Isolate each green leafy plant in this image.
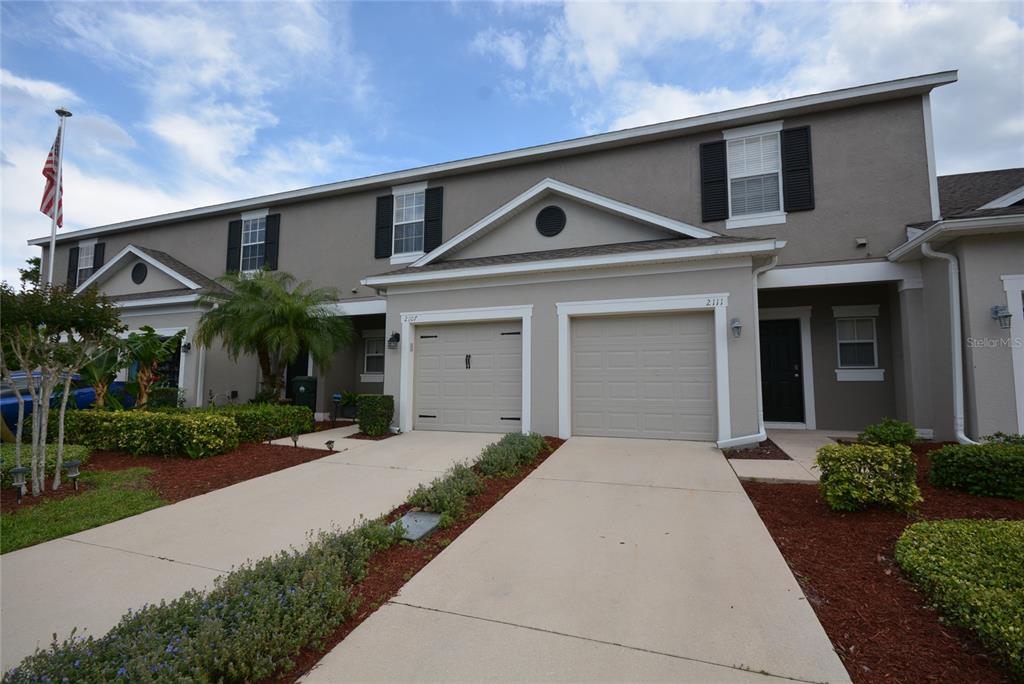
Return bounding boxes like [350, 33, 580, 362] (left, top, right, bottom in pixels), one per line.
[146, 385, 183, 410]
[196, 270, 354, 399]
[407, 463, 483, 527]
[815, 442, 921, 512]
[895, 520, 1024, 677]
[477, 432, 546, 477]
[857, 417, 917, 447]
[198, 404, 313, 442]
[985, 432, 1024, 446]
[79, 345, 126, 410]
[356, 394, 394, 437]
[1, 444, 90, 487]
[929, 441, 1024, 500]
[123, 326, 184, 409]
[49, 410, 239, 458]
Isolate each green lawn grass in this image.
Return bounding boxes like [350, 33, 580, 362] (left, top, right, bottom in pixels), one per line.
[1, 468, 166, 554]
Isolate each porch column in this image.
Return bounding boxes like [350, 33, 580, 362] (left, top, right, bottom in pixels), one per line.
[896, 283, 934, 436]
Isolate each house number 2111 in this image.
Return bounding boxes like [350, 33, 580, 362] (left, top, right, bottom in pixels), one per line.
[704, 297, 726, 307]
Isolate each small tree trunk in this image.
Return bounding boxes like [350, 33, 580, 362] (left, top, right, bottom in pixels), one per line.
[30, 375, 53, 496]
[52, 373, 73, 490]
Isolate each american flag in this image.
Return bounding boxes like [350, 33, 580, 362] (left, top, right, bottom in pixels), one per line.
[40, 127, 63, 228]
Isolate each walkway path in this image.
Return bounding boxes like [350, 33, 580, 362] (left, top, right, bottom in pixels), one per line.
[730, 429, 858, 483]
[0, 430, 495, 671]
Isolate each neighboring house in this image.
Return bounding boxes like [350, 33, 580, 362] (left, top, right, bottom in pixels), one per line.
[32, 70, 1024, 445]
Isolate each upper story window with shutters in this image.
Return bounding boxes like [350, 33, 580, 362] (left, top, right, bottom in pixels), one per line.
[76, 242, 96, 286]
[240, 216, 267, 273]
[393, 184, 426, 257]
[225, 209, 280, 275]
[376, 182, 443, 265]
[700, 121, 814, 230]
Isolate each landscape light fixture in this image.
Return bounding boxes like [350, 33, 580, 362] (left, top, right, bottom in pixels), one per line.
[9, 466, 29, 502]
[332, 393, 342, 425]
[991, 305, 1012, 330]
[291, 432, 299, 448]
[730, 318, 743, 338]
[325, 440, 335, 452]
[265, 429, 274, 445]
[63, 460, 82, 490]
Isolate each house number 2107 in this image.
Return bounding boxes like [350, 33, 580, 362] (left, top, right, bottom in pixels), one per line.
[704, 297, 725, 307]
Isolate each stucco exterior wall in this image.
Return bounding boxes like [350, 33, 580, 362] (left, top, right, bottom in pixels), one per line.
[99, 259, 183, 297]
[381, 261, 759, 440]
[920, 258, 956, 440]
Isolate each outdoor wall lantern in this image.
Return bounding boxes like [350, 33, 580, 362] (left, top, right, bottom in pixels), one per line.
[62, 460, 82, 490]
[180, 342, 192, 354]
[10, 466, 28, 502]
[730, 318, 743, 338]
[991, 305, 1013, 330]
[387, 332, 401, 349]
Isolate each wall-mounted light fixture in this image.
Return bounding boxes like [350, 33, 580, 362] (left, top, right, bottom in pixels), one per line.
[387, 332, 401, 349]
[730, 318, 742, 338]
[180, 342, 192, 353]
[991, 305, 1013, 330]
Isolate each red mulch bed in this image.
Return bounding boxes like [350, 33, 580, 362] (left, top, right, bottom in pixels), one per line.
[346, 431, 395, 441]
[723, 438, 791, 460]
[744, 442, 1024, 683]
[2, 443, 334, 512]
[262, 436, 567, 684]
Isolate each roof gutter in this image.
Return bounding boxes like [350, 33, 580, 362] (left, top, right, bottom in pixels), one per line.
[888, 214, 1024, 261]
[920, 242, 977, 444]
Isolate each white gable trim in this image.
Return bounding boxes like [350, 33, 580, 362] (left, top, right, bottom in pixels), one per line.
[413, 178, 718, 267]
[979, 184, 1024, 210]
[74, 245, 203, 294]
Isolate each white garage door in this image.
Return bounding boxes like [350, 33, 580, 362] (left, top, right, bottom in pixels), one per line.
[414, 320, 523, 433]
[572, 312, 716, 440]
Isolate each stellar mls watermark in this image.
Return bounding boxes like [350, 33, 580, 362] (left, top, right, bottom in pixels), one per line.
[967, 336, 1023, 349]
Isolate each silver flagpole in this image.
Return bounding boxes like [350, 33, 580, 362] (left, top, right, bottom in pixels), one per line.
[47, 107, 72, 285]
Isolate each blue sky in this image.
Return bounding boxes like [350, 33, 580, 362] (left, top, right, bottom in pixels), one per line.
[2, 1, 1022, 282]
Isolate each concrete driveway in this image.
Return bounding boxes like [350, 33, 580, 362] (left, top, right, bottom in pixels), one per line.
[306, 436, 850, 683]
[0, 429, 496, 671]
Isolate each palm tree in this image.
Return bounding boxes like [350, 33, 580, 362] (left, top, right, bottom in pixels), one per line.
[196, 271, 354, 399]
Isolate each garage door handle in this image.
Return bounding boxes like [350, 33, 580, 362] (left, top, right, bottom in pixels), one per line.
[465, 354, 471, 369]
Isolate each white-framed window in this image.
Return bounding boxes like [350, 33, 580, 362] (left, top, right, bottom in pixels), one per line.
[728, 132, 782, 217]
[393, 189, 425, 256]
[76, 242, 96, 286]
[836, 317, 878, 368]
[361, 333, 385, 383]
[240, 215, 267, 272]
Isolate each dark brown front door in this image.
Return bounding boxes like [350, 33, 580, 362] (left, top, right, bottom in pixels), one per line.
[760, 319, 805, 423]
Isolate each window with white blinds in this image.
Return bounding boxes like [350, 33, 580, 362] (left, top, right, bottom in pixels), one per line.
[727, 133, 782, 217]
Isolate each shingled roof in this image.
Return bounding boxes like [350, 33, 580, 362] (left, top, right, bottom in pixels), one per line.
[938, 167, 1024, 218]
[132, 246, 232, 297]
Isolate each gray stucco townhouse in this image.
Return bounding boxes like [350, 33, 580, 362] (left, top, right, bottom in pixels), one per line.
[33, 70, 1024, 446]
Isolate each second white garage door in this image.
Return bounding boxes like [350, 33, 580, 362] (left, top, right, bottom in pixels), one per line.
[414, 320, 523, 433]
[572, 312, 716, 440]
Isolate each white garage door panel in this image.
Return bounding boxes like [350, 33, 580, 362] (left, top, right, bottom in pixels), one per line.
[414, 321, 522, 433]
[571, 313, 716, 440]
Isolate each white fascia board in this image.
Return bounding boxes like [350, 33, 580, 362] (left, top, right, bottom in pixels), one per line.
[888, 214, 1024, 261]
[414, 177, 717, 267]
[324, 299, 387, 316]
[365, 239, 782, 287]
[74, 245, 203, 294]
[29, 71, 958, 247]
[759, 260, 921, 289]
[979, 184, 1024, 209]
[116, 294, 201, 308]
[722, 120, 782, 140]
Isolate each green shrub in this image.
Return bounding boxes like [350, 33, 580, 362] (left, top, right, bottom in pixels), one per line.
[816, 442, 921, 512]
[58, 410, 239, 458]
[858, 417, 917, 447]
[477, 432, 546, 477]
[146, 386, 183, 410]
[985, 432, 1024, 446]
[929, 442, 1024, 500]
[4, 518, 404, 683]
[1, 444, 91, 486]
[200, 404, 313, 442]
[895, 520, 1024, 677]
[407, 463, 483, 527]
[356, 394, 394, 437]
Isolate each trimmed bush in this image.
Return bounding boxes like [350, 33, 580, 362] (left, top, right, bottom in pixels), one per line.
[895, 520, 1024, 677]
[407, 463, 483, 527]
[858, 417, 917, 447]
[356, 394, 394, 437]
[816, 442, 921, 512]
[477, 432, 546, 477]
[4, 518, 404, 683]
[61, 410, 239, 458]
[929, 442, 1024, 500]
[200, 404, 313, 442]
[1, 444, 91, 486]
[985, 432, 1024, 446]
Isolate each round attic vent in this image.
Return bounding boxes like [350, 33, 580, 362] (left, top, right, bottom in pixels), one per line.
[131, 262, 148, 285]
[535, 205, 566, 237]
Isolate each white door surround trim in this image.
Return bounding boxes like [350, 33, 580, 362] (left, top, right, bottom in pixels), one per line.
[1002, 274, 1024, 432]
[398, 305, 533, 434]
[759, 306, 816, 430]
[556, 293, 731, 441]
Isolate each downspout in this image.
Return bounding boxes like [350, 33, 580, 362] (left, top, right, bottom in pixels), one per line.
[920, 242, 978, 444]
[752, 256, 779, 438]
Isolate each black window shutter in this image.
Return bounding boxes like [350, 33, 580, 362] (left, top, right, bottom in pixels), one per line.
[700, 141, 728, 222]
[375, 195, 394, 259]
[424, 187, 443, 252]
[66, 247, 79, 288]
[226, 219, 242, 273]
[264, 213, 281, 270]
[781, 126, 814, 212]
[92, 242, 105, 270]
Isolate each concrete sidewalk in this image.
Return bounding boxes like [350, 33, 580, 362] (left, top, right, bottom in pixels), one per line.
[305, 437, 850, 683]
[0, 430, 496, 670]
[730, 430, 859, 483]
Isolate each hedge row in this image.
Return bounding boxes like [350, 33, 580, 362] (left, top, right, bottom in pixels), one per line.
[191, 404, 314, 443]
[1, 444, 91, 487]
[61, 411, 239, 459]
[895, 520, 1024, 677]
[816, 442, 921, 512]
[4, 430, 550, 683]
[929, 441, 1024, 501]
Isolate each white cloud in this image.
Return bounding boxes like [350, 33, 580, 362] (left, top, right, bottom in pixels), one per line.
[471, 28, 529, 70]
[0, 69, 80, 104]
